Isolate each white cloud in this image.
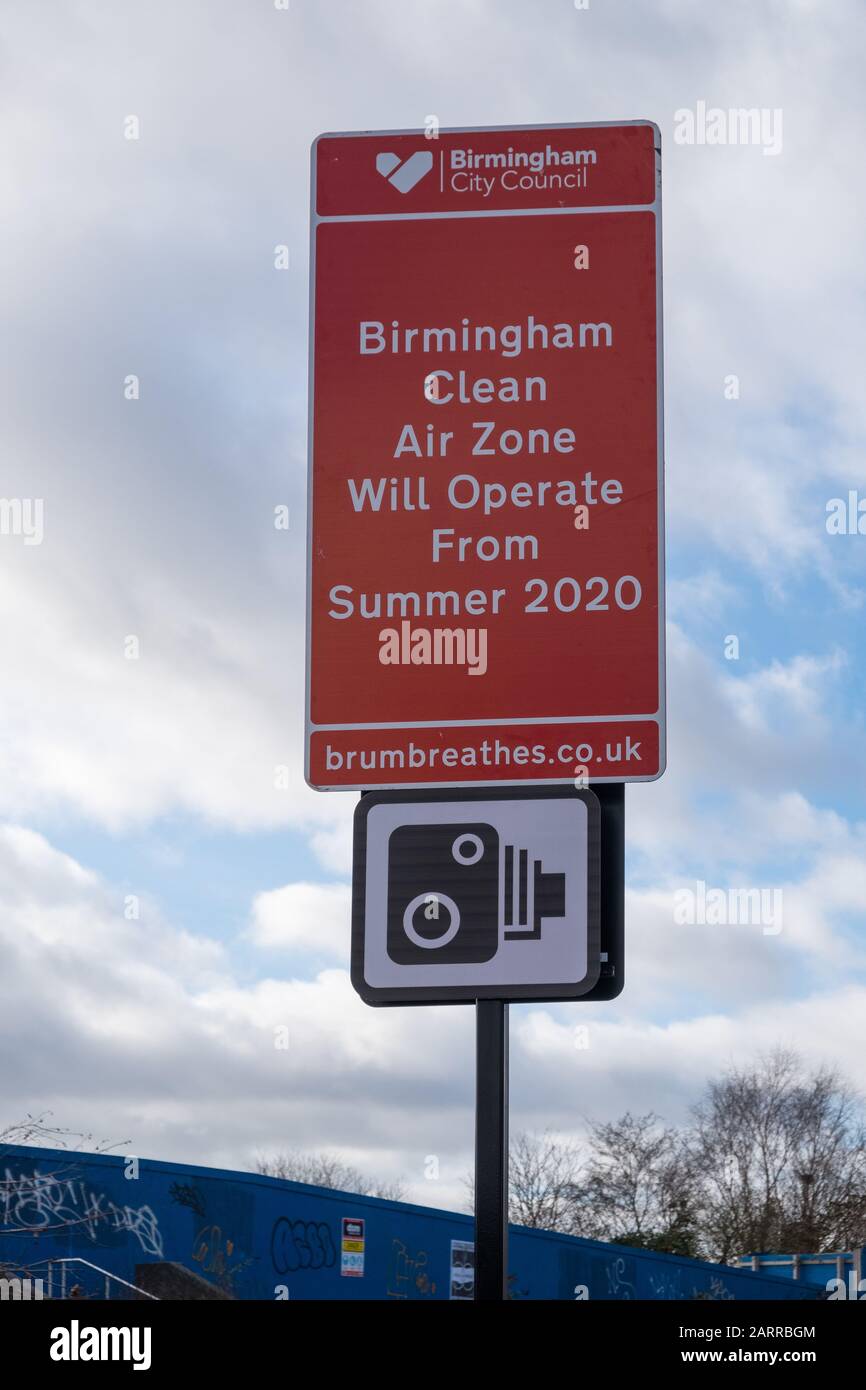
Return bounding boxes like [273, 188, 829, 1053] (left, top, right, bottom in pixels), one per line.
[509, 982, 866, 1139]
[247, 881, 351, 960]
[625, 624, 864, 884]
[666, 570, 739, 626]
[2, 824, 865, 1212]
[726, 650, 847, 729]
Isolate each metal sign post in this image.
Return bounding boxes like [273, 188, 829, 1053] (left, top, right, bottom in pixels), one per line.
[475, 1000, 509, 1301]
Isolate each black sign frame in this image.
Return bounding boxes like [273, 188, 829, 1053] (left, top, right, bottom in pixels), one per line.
[351, 785, 617, 1006]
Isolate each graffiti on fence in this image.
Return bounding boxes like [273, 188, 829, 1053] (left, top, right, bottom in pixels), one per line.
[270, 1217, 336, 1275]
[605, 1254, 637, 1299]
[192, 1223, 255, 1293]
[0, 1167, 163, 1257]
[387, 1238, 436, 1299]
[169, 1183, 207, 1219]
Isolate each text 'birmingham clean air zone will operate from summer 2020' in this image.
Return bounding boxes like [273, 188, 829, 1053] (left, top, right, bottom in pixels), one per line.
[307, 122, 664, 790]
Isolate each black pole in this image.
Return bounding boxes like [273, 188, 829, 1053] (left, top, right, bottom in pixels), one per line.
[474, 999, 509, 1300]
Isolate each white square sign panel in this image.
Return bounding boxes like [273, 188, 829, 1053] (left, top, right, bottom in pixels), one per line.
[351, 787, 601, 1004]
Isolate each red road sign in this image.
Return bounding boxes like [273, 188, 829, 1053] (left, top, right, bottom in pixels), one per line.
[307, 122, 664, 790]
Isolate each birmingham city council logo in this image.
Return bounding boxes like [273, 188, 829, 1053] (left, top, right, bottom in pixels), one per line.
[375, 150, 434, 193]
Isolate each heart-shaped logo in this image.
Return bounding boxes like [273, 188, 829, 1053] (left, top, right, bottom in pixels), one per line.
[375, 150, 433, 194]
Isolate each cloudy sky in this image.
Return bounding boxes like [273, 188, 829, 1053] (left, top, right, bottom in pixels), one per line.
[1, 0, 865, 1211]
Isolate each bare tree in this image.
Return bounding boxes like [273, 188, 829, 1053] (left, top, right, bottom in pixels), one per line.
[463, 1130, 583, 1234]
[255, 1149, 405, 1202]
[0, 1112, 127, 1158]
[569, 1112, 697, 1254]
[688, 1049, 866, 1262]
[507, 1130, 582, 1231]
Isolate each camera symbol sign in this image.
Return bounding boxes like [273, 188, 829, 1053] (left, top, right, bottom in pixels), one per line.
[351, 788, 601, 1003]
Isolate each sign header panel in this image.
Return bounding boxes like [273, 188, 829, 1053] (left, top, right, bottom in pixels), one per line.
[308, 122, 664, 789]
[316, 123, 656, 217]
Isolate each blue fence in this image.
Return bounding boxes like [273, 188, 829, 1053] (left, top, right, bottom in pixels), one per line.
[0, 1144, 819, 1301]
[735, 1250, 864, 1294]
